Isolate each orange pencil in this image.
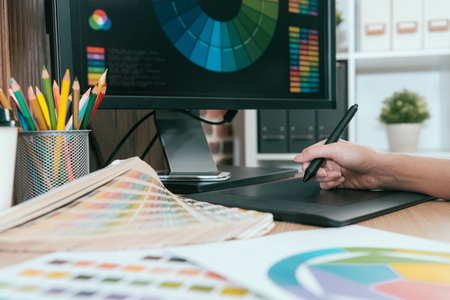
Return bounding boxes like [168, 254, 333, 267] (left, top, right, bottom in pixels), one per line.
[53, 80, 60, 113]
[0, 89, 12, 110]
[56, 70, 70, 130]
[28, 86, 48, 130]
[89, 84, 106, 123]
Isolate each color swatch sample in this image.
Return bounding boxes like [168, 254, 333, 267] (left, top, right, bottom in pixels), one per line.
[268, 247, 450, 300]
[289, 26, 319, 93]
[288, 0, 319, 16]
[0, 249, 266, 300]
[87, 46, 106, 86]
[151, 0, 279, 72]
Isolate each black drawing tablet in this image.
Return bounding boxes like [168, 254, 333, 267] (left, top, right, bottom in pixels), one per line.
[184, 177, 435, 227]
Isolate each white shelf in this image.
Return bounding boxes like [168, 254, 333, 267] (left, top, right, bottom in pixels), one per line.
[354, 49, 450, 72]
[255, 151, 450, 162]
[337, 49, 450, 72]
[256, 153, 298, 161]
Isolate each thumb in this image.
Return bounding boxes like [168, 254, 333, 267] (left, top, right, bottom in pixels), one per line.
[294, 143, 342, 163]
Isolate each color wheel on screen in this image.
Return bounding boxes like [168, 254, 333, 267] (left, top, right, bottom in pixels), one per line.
[152, 0, 279, 72]
[268, 247, 450, 300]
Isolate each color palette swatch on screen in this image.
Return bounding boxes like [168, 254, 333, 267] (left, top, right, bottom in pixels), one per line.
[0, 249, 266, 300]
[288, 0, 319, 16]
[87, 46, 106, 86]
[289, 26, 319, 93]
[151, 0, 279, 72]
[268, 247, 450, 300]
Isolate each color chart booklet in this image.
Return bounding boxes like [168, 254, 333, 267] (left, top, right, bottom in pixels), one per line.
[0, 249, 267, 300]
[0, 157, 273, 252]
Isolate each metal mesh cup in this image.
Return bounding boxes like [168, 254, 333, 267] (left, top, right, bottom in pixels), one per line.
[15, 130, 90, 203]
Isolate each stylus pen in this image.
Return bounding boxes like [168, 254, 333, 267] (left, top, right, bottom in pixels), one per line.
[303, 104, 358, 183]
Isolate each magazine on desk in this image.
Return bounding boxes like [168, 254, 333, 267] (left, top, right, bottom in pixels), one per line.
[0, 157, 274, 252]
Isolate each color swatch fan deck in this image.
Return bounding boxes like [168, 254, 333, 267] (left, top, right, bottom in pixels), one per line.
[0, 158, 273, 252]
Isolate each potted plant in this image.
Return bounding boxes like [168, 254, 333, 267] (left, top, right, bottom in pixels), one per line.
[379, 89, 430, 152]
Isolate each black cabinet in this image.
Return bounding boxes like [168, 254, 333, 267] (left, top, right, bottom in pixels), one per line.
[258, 61, 348, 154]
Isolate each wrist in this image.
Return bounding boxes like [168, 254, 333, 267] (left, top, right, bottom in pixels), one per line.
[375, 152, 411, 191]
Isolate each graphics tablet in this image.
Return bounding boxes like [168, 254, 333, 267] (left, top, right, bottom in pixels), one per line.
[184, 177, 435, 227]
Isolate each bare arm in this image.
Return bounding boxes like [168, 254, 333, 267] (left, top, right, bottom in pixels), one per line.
[294, 140, 450, 200]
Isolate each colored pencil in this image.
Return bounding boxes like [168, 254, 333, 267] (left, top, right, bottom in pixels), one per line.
[42, 66, 57, 129]
[17, 109, 28, 131]
[10, 79, 37, 131]
[28, 87, 48, 131]
[89, 84, 106, 124]
[56, 70, 70, 130]
[53, 80, 61, 114]
[0, 89, 12, 110]
[80, 85, 98, 130]
[65, 88, 90, 130]
[72, 77, 80, 130]
[66, 95, 72, 122]
[95, 69, 107, 102]
[11, 77, 33, 119]
[35, 87, 51, 129]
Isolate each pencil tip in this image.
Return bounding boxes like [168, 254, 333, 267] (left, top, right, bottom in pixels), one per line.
[42, 65, 46, 70]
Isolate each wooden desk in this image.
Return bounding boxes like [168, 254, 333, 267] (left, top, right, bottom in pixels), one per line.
[1, 199, 449, 269]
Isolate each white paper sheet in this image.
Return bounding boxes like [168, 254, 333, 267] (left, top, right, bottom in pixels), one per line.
[169, 225, 450, 300]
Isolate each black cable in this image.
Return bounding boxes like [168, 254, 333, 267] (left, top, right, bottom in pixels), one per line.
[175, 109, 238, 125]
[103, 111, 155, 168]
[140, 133, 158, 159]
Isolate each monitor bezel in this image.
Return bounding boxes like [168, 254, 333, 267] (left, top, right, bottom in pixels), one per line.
[48, 0, 336, 110]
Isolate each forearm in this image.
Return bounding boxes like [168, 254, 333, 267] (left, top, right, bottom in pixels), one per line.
[377, 152, 450, 199]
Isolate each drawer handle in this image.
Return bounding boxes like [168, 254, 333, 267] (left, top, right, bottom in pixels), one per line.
[263, 135, 285, 140]
[428, 19, 449, 32]
[291, 134, 314, 140]
[366, 23, 386, 35]
[397, 21, 417, 34]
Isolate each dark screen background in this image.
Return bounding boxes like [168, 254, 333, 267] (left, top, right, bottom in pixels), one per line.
[70, 0, 329, 102]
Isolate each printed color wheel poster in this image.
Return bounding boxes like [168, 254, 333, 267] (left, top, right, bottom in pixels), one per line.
[170, 226, 450, 300]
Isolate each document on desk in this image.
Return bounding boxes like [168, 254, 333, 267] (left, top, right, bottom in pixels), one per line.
[0, 249, 267, 300]
[0, 157, 273, 251]
[169, 225, 450, 300]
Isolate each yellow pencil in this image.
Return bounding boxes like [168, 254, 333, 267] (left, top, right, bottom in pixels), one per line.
[56, 69, 71, 130]
[0, 89, 12, 110]
[28, 87, 48, 131]
[35, 87, 51, 129]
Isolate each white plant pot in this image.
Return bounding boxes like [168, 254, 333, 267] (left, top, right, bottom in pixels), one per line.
[386, 123, 422, 152]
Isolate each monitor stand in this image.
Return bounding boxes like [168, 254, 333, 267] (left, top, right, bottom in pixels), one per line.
[154, 110, 297, 194]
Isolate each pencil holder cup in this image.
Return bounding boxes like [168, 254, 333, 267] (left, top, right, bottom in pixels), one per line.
[15, 130, 90, 203]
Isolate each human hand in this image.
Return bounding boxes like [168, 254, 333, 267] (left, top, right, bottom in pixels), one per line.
[294, 140, 386, 190]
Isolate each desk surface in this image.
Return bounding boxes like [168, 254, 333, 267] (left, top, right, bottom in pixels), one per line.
[1, 199, 449, 269]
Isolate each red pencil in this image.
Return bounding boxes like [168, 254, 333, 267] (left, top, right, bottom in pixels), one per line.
[88, 84, 106, 124]
[53, 80, 61, 113]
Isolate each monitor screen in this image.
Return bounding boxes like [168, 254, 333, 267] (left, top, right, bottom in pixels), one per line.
[50, 0, 336, 110]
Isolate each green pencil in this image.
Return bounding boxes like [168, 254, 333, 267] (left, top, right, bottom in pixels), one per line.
[10, 79, 38, 131]
[80, 84, 98, 130]
[42, 65, 57, 130]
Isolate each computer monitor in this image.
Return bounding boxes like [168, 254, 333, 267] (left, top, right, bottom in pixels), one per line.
[47, 0, 336, 184]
